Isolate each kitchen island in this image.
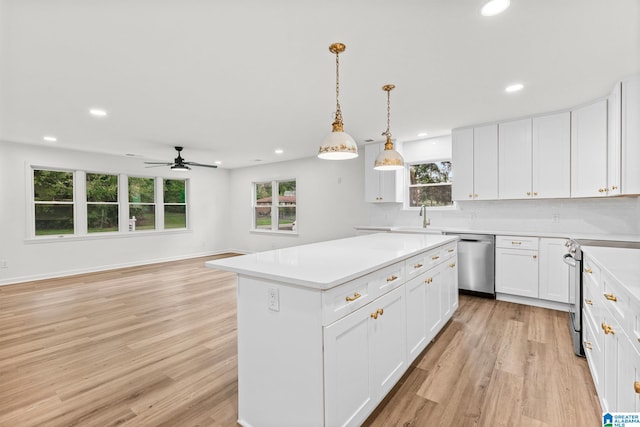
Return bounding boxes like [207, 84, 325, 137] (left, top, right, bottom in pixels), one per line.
[206, 233, 459, 427]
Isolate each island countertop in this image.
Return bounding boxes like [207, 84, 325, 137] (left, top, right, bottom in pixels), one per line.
[206, 233, 458, 290]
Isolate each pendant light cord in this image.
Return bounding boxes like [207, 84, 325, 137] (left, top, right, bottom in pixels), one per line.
[335, 51, 343, 124]
[383, 87, 391, 138]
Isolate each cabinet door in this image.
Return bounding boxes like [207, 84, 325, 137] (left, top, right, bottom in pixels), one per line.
[405, 274, 428, 363]
[602, 314, 620, 412]
[617, 333, 640, 412]
[425, 267, 443, 341]
[583, 308, 604, 398]
[538, 238, 570, 303]
[608, 82, 622, 196]
[495, 248, 539, 298]
[442, 257, 458, 319]
[532, 112, 571, 198]
[571, 99, 608, 197]
[324, 305, 374, 427]
[364, 143, 402, 203]
[499, 118, 532, 199]
[371, 286, 407, 400]
[452, 128, 474, 201]
[622, 75, 640, 195]
[473, 124, 499, 200]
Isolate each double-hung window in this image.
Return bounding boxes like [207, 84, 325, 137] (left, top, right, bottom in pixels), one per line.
[33, 169, 75, 236]
[86, 173, 119, 233]
[253, 179, 296, 232]
[128, 177, 156, 231]
[163, 179, 187, 229]
[407, 161, 453, 207]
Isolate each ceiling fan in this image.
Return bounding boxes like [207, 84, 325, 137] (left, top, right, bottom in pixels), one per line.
[144, 146, 218, 171]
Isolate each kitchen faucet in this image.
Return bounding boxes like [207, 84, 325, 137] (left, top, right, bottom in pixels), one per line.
[419, 205, 430, 228]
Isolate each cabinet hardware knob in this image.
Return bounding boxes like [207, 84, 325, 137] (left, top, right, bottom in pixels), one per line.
[604, 293, 617, 302]
[598, 188, 605, 193]
[511, 241, 522, 245]
[635, 381, 640, 394]
[611, 185, 618, 190]
[474, 194, 478, 198]
[424, 277, 433, 284]
[532, 255, 537, 259]
[448, 248, 455, 253]
[414, 263, 423, 268]
[345, 292, 361, 302]
[468, 194, 473, 198]
[584, 299, 593, 305]
[378, 308, 384, 316]
[601, 322, 615, 335]
[370, 308, 384, 319]
[533, 192, 538, 196]
[527, 191, 531, 196]
[386, 275, 398, 282]
[585, 268, 593, 274]
[584, 341, 592, 350]
[449, 263, 456, 268]
[432, 255, 440, 260]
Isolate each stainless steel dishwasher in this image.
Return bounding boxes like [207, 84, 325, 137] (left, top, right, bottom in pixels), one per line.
[444, 233, 495, 297]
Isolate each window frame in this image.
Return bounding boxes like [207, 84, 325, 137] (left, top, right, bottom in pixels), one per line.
[128, 175, 158, 232]
[163, 178, 188, 230]
[86, 171, 120, 234]
[252, 178, 297, 235]
[404, 159, 455, 210]
[31, 167, 77, 237]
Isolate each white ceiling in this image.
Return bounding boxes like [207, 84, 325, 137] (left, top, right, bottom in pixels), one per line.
[1, 0, 639, 169]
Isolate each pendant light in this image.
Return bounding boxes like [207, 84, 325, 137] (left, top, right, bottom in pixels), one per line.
[374, 84, 404, 171]
[318, 43, 358, 160]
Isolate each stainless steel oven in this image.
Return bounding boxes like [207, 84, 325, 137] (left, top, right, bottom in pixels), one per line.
[564, 239, 640, 357]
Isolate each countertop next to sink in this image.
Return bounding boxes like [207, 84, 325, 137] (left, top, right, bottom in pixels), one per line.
[580, 246, 640, 305]
[206, 233, 458, 290]
[355, 225, 640, 242]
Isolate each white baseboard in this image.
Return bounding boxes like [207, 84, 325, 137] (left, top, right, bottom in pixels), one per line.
[496, 293, 570, 312]
[0, 249, 242, 287]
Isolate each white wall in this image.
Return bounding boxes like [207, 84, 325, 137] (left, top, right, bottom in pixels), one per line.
[0, 141, 230, 285]
[226, 155, 369, 252]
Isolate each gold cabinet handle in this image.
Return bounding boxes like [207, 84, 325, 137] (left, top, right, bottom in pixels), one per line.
[635, 381, 640, 394]
[601, 322, 615, 335]
[386, 275, 398, 282]
[468, 194, 473, 198]
[345, 292, 361, 302]
[370, 308, 384, 319]
[585, 268, 593, 274]
[447, 248, 454, 253]
[598, 188, 606, 193]
[474, 194, 478, 198]
[424, 277, 433, 284]
[584, 299, 593, 305]
[584, 341, 592, 350]
[413, 263, 423, 269]
[511, 241, 522, 245]
[533, 192, 538, 196]
[611, 185, 618, 190]
[431, 255, 440, 260]
[526, 191, 531, 196]
[532, 255, 537, 259]
[604, 293, 617, 302]
[449, 263, 456, 268]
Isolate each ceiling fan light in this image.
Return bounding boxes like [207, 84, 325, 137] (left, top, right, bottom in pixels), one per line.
[481, 0, 510, 16]
[171, 164, 191, 171]
[318, 130, 358, 160]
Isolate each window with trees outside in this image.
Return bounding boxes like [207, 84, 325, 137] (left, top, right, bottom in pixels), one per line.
[408, 161, 453, 207]
[128, 177, 156, 231]
[33, 169, 75, 235]
[164, 179, 187, 229]
[254, 179, 296, 232]
[86, 173, 119, 233]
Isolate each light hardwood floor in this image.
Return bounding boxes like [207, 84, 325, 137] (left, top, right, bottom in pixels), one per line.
[0, 256, 601, 426]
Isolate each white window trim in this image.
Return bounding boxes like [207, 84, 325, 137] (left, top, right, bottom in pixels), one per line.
[163, 178, 189, 230]
[403, 159, 456, 211]
[252, 178, 297, 235]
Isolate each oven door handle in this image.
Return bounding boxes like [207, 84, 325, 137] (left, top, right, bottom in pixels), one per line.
[562, 253, 577, 267]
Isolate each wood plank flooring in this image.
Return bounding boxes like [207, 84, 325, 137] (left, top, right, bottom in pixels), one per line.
[0, 256, 601, 426]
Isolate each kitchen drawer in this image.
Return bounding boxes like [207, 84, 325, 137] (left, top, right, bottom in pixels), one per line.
[442, 242, 457, 260]
[322, 277, 371, 326]
[601, 270, 631, 333]
[583, 308, 604, 396]
[496, 235, 539, 250]
[583, 256, 601, 289]
[367, 262, 406, 300]
[405, 250, 434, 279]
[631, 298, 640, 356]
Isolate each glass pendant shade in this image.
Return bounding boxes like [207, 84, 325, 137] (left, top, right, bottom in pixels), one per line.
[374, 136, 404, 170]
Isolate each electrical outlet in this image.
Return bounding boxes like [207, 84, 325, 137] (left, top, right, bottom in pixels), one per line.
[0, 260, 7, 269]
[268, 287, 279, 312]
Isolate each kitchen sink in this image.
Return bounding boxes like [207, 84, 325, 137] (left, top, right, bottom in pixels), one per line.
[388, 226, 443, 235]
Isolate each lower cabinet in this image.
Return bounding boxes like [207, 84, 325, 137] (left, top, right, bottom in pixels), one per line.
[495, 247, 539, 298]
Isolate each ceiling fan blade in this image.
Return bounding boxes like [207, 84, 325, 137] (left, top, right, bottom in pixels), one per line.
[144, 161, 173, 165]
[184, 162, 218, 168]
[144, 164, 170, 168]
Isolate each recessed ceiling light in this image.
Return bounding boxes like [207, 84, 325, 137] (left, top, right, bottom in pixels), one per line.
[43, 136, 57, 142]
[275, 149, 284, 154]
[125, 153, 136, 157]
[481, 0, 510, 16]
[417, 132, 428, 137]
[89, 108, 108, 117]
[214, 161, 222, 165]
[505, 83, 524, 93]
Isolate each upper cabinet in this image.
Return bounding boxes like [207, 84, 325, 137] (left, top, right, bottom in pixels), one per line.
[533, 112, 571, 198]
[498, 118, 532, 199]
[622, 75, 640, 195]
[364, 142, 403, 203]
[452, 125, 498, 201]
[571, 98, 608, 198]
[608, 82, 622, 196]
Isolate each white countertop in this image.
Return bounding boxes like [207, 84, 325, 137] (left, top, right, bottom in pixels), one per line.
[581, 245, 640, 304]
[206, 233, 458, 290]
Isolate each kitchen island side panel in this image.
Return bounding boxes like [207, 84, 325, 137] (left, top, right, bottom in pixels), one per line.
[237, 275, 324, 427]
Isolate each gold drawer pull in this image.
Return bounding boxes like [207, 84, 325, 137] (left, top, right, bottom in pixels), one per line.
[532, 255, 537, 259]
[635, 381, 640, 394]
[345, 292, 361, 302]
[431, 255, 440, 260]
[447, 248, 454, 253]
[468, 194, 473, 198]
[526, 191, 531, 196]
[604, 293, 617, 302]
[386, 275, 398, 282]
[511, 241, 522, 245]
[370, 308, 384, 319]
[413, 263, 423, 268]
[585, 268, 593, 274]
[424, 277, 433, 284]
[584, 299, 593, 305]
[584, 341, 592, 350]
[611, 185, 618, 190]
[601, 322, 615, 335]
[449, 263, 456, 268]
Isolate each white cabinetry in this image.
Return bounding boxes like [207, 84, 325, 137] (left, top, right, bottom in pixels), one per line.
[622, 74, 640, 195]
[608, 82, 622, 196]
[571, 98, 608, 197]
[499, 118, 532, 199]
[364, 142, 403, 203]
[495, 236, 539, 298]
[532, 112, 571, 198]
[452, 125, 498, 201]
[538, 238, 570, 303]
